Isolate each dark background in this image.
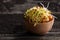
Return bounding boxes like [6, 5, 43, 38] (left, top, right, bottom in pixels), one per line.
[0, 0, 60, 12]
[0, 0, 60, 40]
[0, 0, 60, 37]
[0, 0, 60, 33]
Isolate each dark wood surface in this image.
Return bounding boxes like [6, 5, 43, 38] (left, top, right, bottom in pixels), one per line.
[0, 2, 60, 40]
[0, 13, 60, 40]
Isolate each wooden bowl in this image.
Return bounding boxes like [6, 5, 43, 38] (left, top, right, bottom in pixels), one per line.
[25, 18, 54, 35]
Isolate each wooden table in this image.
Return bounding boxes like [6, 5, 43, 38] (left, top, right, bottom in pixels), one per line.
[0, 2, 60, 40]
[0, 12, 59, 40]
